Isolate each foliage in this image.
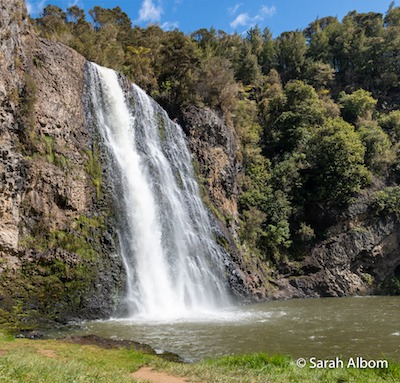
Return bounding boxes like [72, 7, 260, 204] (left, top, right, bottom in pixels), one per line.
[262, 80, 327, 158]
[276, 31, 307, 81]
[379, 110, 400, 143]
[357, 122, 393, 172]
[372, 186, 400, 218]
[196, 55, 239, 115]
[379, 275, 400, 294]
[306, 118, 371, 205]
[339, 89, 377, 125]
[302, 60, 335, 90]
[32, 4, 400, 112]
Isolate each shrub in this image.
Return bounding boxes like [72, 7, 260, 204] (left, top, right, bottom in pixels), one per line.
[372, 186, 400, 218]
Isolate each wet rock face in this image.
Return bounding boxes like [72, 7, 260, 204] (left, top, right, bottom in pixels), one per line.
[0, 0, 124, 325]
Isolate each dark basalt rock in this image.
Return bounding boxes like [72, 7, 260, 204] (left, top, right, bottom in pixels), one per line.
[272, 194, 400, 299]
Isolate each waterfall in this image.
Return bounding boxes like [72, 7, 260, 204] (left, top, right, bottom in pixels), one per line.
[85, 63, 231, 319]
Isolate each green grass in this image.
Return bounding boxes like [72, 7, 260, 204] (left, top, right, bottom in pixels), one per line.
[0, 332, 399, 383]
[0, 335, 154, 383]
[163, 353, 400, 383]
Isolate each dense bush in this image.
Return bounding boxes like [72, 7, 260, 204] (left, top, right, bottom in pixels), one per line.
[373, 186, 400, 218]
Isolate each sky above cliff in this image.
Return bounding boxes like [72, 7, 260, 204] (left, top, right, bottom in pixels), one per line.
[27, 0, 394, 36]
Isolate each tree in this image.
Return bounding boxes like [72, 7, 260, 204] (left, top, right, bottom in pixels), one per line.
[303, 60, 335, 90]
[304, 16, 338, 39]
[357, 122, 393, 173]
[41, 4, 67, 20]
[198, 57, 238, 115]
[191, 27, 218, 51]
[123, 46, 157, 92]
[66, 6, 95, 56]
[276, 31, 307, 81]
[379, 110, 400, 143]
[384, 1, 400, 26]
[247, 25, 264, 59]
[339, 89, 377, 124]
[262, 80, 327, 158]
[352, 12, 383, 37]
[67, 5, 85, 24]
[89, 6, 131, 30]
[305, 17, 338, 63]
[156, 31, 201, 112]
[235, 41, 261, 85]
[260, 27, 276, 74]
[35, 5, 69, 40]
[306, 118, 371, 205]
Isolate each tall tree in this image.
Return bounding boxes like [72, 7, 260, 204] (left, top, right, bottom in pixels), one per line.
[276, 31, 307, 81]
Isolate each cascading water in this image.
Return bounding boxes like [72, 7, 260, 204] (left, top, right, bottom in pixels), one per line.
[85, 63, 231, 319]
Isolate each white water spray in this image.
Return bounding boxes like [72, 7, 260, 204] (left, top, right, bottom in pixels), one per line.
[86, 63, 230, 319]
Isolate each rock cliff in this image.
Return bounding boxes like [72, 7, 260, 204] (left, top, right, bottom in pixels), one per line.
[274, 192, 400, 299]
[0, 0, 124, 327]
[181, 106, 239, 226]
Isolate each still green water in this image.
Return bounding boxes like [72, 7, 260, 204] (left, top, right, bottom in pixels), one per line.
[57, 296, 400, 362]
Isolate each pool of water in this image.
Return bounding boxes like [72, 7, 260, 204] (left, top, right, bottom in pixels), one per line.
[50, 296, 400, 362]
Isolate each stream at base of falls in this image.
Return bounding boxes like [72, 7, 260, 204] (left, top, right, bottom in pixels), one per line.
[47, 296, 400, 362]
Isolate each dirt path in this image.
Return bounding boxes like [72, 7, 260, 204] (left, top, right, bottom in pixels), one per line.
[131, 366, 191, 383]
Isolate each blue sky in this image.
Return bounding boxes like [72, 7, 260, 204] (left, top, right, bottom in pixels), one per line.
[27, 0, 395, 36]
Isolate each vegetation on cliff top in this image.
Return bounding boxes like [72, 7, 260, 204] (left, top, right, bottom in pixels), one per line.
[31, 3, 400, 273]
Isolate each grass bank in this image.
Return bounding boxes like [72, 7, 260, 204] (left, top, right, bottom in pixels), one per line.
[0, 331, 399, 383]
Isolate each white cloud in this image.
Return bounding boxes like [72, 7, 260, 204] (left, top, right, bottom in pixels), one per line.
[230, 13, 251, 29]
[228, 3, 242, 16]
[138, 0, 163, 22]
[161, 21, 179, 30]
[26, 0, 46, 16]
[260, 5, 276, 18]
[230, 4, 276, 29]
